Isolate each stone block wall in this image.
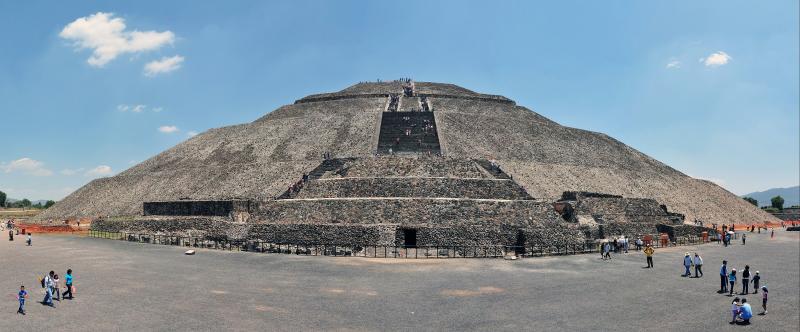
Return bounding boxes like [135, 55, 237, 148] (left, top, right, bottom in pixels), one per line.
[294, 178, 531, 200]
[256, 198, 561, 226]
[91, 216, 228, 237]
[247, 223, 397, 246]
[143, 200, 253, 217]
[656, 224, 710, 240]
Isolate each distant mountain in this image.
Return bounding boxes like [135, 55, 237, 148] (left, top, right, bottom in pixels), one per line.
[741, 186, 800, 208]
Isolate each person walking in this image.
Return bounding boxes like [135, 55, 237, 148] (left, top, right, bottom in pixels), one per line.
[53, 274, 61, 301]
[751, 271, 761, 294]
[741, 233, 746, 245]
[729, 269, 737, 296]
[26, 233, 31, 246]
[603, 242, 612, 260]
[644, 244, 654, 268]
[17, 285, 27, 315]
[682, 253, 692, 277]
[635, 237, 642, 251]
[720, 260, 729, 292]
[741, 265, 751, 295]
[760, 286, 768, 314]
[63, 269, 74, 300]
[770, 227, 774, 239]
[693, 253, 704, 277]
[42, 271, 55, 307]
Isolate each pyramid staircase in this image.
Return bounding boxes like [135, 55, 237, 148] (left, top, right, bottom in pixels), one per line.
[377, 111, 441, 154]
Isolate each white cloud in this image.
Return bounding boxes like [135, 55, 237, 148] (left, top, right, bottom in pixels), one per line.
[144, 55, 184, 76]
[59, 12, 175, 67]
[665, 60, 681, 69]
[84, 165, 113, 178]
[118, 104, 146, 112]
[117, 104, 163, 113]
[701, 51, 731, 67]
[187, 131, 198, 138]
[1, 158, 53, 176]
[158, 125, 179, 133]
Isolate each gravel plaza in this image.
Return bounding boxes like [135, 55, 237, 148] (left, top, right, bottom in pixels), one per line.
[1, 229, 797, 331]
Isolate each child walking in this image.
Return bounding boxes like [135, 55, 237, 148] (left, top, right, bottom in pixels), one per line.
[761, 286, 768, 314]
[728, 269, 737, 296]
[17, 285, 28, 315]
[53, 274, 61, 301]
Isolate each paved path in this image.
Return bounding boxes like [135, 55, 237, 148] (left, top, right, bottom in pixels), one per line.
[1, 230, 798, 331]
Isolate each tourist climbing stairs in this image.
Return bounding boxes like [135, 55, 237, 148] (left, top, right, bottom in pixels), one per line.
[277, 158, 354, 199]
[377, 112, 441, 154]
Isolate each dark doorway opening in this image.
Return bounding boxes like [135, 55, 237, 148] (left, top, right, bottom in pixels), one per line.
[515, 230, 526, 255]
[403, 229, 417, 248]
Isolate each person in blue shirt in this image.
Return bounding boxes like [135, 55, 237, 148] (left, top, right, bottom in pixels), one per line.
[17, 285, 27, 315]
[729, 269, 737, 296]
[62, 269, 74, 300]
[737, 298, 753, 324]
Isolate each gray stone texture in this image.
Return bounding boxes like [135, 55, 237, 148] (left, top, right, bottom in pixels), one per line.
[294, 177, 531, 200]
[255, 198, 560, 226]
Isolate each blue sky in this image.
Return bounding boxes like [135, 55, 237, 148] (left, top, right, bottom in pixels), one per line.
[1, 0, 798, 200]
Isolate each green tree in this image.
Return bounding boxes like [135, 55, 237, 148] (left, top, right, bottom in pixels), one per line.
[743, 197, 758, 206]
[0, 190, 5, 207]
[771, 196, 785, 210]
[20, 198, 31, 207]
[44, 200, 56, 209]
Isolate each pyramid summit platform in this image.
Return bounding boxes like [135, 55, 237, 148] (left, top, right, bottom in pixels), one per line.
[36, 80, 778, 247]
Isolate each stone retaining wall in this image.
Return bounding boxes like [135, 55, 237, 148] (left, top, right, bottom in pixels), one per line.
[143, 200, 253, 217]
[294, 177, 530, 200]
[256, 198, 560, 225]
[656, 224, 710, 239]
[336, 156, 486, 178]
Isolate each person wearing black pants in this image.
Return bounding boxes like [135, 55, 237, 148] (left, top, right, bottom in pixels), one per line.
[720, 261, 728, 292]
[62, 269, 74, 300]
[741, 265, 751, 295]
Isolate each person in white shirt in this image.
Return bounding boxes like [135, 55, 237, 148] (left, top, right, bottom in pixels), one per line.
[42, 271, 55, 307]
[693, 253, 703, 277]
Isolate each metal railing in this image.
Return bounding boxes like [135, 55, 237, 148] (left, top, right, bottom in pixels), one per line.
[88, 230, 710, 259]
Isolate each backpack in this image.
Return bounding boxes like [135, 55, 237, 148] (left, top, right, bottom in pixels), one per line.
[40, 276, 45, 288]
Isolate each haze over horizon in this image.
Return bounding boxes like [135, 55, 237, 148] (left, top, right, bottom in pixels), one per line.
[1, 0, 798, 200]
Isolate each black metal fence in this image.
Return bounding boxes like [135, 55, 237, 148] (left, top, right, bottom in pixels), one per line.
[89, 230, 712, 258]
